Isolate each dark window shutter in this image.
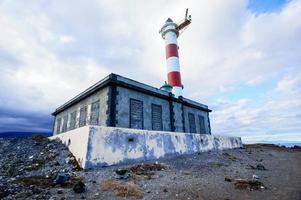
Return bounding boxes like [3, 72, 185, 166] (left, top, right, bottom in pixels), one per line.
[62, 115, 68, 133]
[130, 99, 143, 129]
[70, 111, 77, 130]
[199, 115, 206, 134]
[79, 106, 87, 127]
[56, 118, 61, 134]
[188, 113, 196, 133]
[90, 100, 100, 125]
[151, 104, 162, 131]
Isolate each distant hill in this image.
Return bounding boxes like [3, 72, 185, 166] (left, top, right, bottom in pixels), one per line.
[0, 131, 52, 138]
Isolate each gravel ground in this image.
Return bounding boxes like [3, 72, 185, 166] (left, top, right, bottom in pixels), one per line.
[0, 136, 301, 200]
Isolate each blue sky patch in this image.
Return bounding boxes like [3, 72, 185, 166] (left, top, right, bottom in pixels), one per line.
[248, 0, 288, 13]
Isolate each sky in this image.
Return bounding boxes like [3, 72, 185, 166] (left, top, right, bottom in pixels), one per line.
[0, 0, 300, 143]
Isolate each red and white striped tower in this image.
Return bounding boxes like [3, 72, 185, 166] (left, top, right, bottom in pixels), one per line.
[159, 10, 191, 98]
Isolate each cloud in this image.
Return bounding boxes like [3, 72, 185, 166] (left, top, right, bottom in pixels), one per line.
[0, 0, 300, 142]
[211, 69, 301, 142]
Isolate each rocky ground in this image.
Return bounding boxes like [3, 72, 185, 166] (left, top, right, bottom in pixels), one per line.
[0, 136, 301, 200]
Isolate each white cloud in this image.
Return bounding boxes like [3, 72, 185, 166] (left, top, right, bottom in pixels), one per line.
[0, 0, 300, 140]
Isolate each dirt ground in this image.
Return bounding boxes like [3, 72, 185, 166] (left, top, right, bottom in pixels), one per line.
[1, 137, 301, 200]
[57, 144, 301, 200]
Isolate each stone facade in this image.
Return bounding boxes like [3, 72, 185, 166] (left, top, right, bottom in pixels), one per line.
[52, 74, 212, 135]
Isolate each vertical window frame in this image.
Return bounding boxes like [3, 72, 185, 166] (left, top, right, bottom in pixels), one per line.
[56, 118, 62, 134]
[188, 112, 196, 133]
[151, 104, 163, 131]
[129, 98, 144, 129]
[62, 115, 68, 133]
[70, 111, 77, 130]
[79, 106, 87, 127]
[198, 115, 206, 134]
[90, 100, 100, 125]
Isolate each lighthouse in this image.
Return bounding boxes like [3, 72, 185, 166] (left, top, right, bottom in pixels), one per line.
[159, 9, 191, 97]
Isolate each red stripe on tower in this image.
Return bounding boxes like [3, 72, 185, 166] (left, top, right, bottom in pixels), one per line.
[165, 44, 178, 59]
[167, 71, 182, 87]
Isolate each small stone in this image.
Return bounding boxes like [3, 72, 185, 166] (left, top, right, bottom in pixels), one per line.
[163, 188, 168, 192]
[73, 181, 86, 193]
[225, 177, 232, 182]
[252, 174, 259, 180]
[55, 173, 70, 186]
[0, 186, 10, 199]
[256, 164, 266, 170]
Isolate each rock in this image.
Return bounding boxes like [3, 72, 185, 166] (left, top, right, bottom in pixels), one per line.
[0, 186, 10, 199]
[73, 181, 86, 193]
[163, 188, 168, 192]
[115, 168, 128, 176]
[248, 163, 267, 171]
[252, 174, 259, 180]
[225, 177, 232, 182]
[57, 189, 63, 194]
[291, 145, 301, 150]
[234, 178, 265, 190]
[31, 134, 47, 142]
[55, 173, 70, 186]
[114, 168, 130, 179]
[256, 164, 266, 170]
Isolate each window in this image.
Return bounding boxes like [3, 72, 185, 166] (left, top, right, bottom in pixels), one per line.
[70, 111, 77, 130]
[90, 100, 100, 125]
[62, 115, 68, 133]
[79, 106, 87, 127]
[188, 113, 196, 133]
[151, 104, 162, 131]
[56, 118, 62, 134]
[198, 115, 206, 134]
[130, 99, 143, 129]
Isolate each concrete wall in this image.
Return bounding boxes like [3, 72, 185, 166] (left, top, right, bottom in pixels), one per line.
[50, 126, 242, 169]
[49, 126, 90, 168]
[116, 87, 171, 131]
[53, 87, 109, 135]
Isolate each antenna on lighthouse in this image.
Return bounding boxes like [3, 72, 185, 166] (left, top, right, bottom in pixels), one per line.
[159, 9, 192, 98]
[176, 8, 192, 35]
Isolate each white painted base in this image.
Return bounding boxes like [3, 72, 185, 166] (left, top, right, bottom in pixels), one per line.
[50, 126, 242, 169]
